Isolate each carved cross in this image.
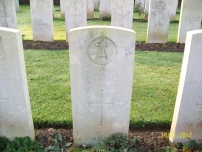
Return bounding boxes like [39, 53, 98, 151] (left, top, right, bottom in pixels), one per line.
[118, 7, 127, 26]
[37, 19, 46, 35]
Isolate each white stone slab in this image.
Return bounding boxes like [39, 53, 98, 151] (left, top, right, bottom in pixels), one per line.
[135, 0, 145, 10]
[177, 0, 202, 43]
[170, 0, 178, 20]
[94, 0, 99, 10]
[144, 0, 149, 14]
[146, 0, 171, 43]
[0, 0, 17, 29]
[87, 0, 94, 19]
[99, 0, 111, 19]
[69, 26, 136, 146]
[60, 0, 66, 18]
[65, 0, 87, 42]
[0, 27, 35, 140]
[111, 0, 134, 29]
[30, 0, 54, 42]
[170, 30, 202, 144]
[15, 0, 20, 12]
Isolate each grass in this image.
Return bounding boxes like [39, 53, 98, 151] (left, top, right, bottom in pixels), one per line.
[16, 5, 185, 42]
[24, 50, 183, 128]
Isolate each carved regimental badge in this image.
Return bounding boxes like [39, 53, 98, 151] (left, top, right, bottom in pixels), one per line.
[87, 37, 117, 65]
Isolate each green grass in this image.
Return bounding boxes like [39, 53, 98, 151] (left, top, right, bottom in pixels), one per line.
[16, 5, 186, 42]
[24, 50, 183, 128]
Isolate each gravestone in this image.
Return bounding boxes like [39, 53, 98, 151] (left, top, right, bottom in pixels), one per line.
[65, 0, 87, 42]
[0, 0, 17, 29]
[30, 0, 54, 42]
[146, 0, 170, 43]
[111, 0, 134, 29]
[15, 0, 20, 12]
[135, 0, 145, 10]
[87, 0, 94, 19]
[94, 0, 99, 10]
[170, 30, 202, 144]
[177, 0, 202, 43]
[0, 27, 35, 140]
[60, 0, 66, 18]
[99, 0, 111, 19]
[144, 0, 149, 16]
[170, 0, 178, 20]
[69, 26, 136, 146]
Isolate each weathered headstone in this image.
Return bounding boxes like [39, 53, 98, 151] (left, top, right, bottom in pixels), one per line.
[87, 0, 94, 19]
[69, 26, 136, 146]
[146, 0, 171, 43]
[0, 0, 17, 29]
[0, 27, 35, 140]
[170, 30, 202, 144]
[60, 0, 66, 18]
[94, 0, 99, 10]
[65, 0, 87, 42]
[30, 0, 54, 42]
[15, 0, 20, 12]
[99, 0, 111, 19]
[111, 0, 134, 29]
[177, 0, 202, 43]
[170, 0, 178, 20]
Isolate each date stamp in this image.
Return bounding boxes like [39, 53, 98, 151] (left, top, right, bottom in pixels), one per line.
[161, 132, 192, 138]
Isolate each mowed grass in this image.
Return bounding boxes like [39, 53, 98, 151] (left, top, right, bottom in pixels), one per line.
[24, 50, 183, 128]
[16, 5, 185, 42]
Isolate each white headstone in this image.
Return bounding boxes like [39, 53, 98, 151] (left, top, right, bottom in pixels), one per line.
[177, 0, 202, 43]
[170, 30, 202, 144]
[0, 0, 17, 29]
[69, 26, 136, 146]
[60, 0, 66, 18]
[135, 0, 145, 10]
[99, 0, 111, 19]
[30, 0, 54, 42]
[15, 0, 20, 12]
[94, 0, 99, 10]
[111, 0, 134, 29]
[146, 0, 171, 43]
[0, 27, 35, 140]
[65, 0, 87, 42]
[144, 0, 149, 15]
[170, 0, 178, 20]
[87, 0, 94, 19]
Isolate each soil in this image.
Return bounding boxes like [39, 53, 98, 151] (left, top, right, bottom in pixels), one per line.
[23, 41, 185, 52]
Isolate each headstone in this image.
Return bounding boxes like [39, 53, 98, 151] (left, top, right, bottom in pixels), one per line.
[87, 0, 94, 19]
[135, 0, 145, 10]
[111, 0, 134, 29]
[144, 0, 149, 15]
[30, 0, 54, 42]
[60, 0, 66, 18]
[0, 27, 35, 140]
[65, 0, 87, 42]
[170, 30, 202, 144]
[146, 0, 171, 43]
[99, 0, 111, 19]
[15, 0, 20, 12]
[170, 0, 178, 20]
[0, 0, 17, 29]
[177, 0, 202, 43]
[94, 0, 99, 10]
[69, 26, 136, 146]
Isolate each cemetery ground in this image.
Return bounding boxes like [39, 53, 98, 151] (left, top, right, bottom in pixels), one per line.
[2, 4, 202, 151]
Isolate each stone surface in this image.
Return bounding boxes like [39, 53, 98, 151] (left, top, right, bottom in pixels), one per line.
[65, 0, 87, 42]
[0, 27, 35, 140]
[87, 0, 94, 19]
[144, 0, 149, 15]
[60, 0, 66, 18]
[99, 0, 111, 19]
[15, 0, 20, 12]
[170, 0, 178, 20]
[30, 0, 54, 42]
[135, 0, 145, 10]
[146, 0, 171, 43]
[177, 0, 202, 43]
[69, 26, 136, 146]
[170, 30, 202, 144]
[0, 0, 17, 29]
[111, 0, 134, 29]
[94, 0, 99, 10]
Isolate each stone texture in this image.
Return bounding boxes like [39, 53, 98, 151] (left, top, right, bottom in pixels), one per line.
[99, 0, 111, 19]
[0, 0, 17, 29]
[135, 0, 145, 10]
[177, 0, 202, 43]
[170, 30, 202, 144]
[65, 0, 87, 42]
[30, 0, 54, 42]
[60, 0, 66, 18]
[146, 0, 171, 43]
[94, 0, 99, 10]
[68, 26, 136, 146]
[144, 0, 149, 15]
[87, 0, 94, 19]
[170, 0, 178, 20]
[0, 27, 35, 140]
[111, 0, 134, 29]
[15, 0, 20, 12]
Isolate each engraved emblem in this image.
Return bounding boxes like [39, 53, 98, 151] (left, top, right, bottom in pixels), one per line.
[87, 37, 117, 65]
[0, 38, 5, 65]
[36, 0, 48, 11]
[156, 1, 166, 9]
